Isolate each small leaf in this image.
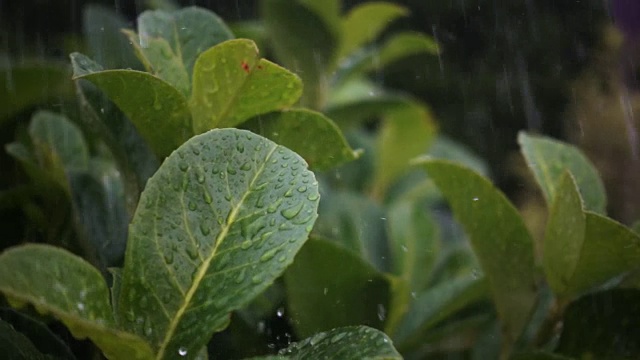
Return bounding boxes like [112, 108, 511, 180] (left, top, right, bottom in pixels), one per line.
[375, 32, 439, 67]
[245, 108, 359, 171]
[420, 160, 537, 347]
[0, 244, 154, 359]
[284, 238, 391, 339]
[565, 212, 640, 297]
[117, 129, 319, 358]
[393, 274, 488, 349]
[130, 6, 233, 92]
[277, 326, 401, 359]
[428, 135, 490, 177]
[28, 110, 89, 176]
[0, 308, 76, 360]
[262, 0, 338, 109]
[189, 39, 302, 132]
[543, 172, 585, 298]
[387, 198, 440, 293]
[0, 318, 58, 360]
[0, 61, 74, 123]
[68, 160, 129, 266]
[71, 52, 192, 158]
[83, 4, 141, 70]
[338, 2, 408, 60]
[373, 101, 437, 196]
[557, 289, 640, 359]
[518, 132, 606, 214]
[314, 190, 390, 271]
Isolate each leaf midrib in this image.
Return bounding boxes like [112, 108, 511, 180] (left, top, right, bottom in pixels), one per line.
[155, 143, 278, 359]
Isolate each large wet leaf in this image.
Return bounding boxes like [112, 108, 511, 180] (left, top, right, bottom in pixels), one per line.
[285, 238, 391, 339]
[373, 101, 437, 197]
[338, 3, 408, 60]
[518, 132, 606, 214]
[274, 326, 401, 359]
[125, 7, 233, 96]
[557, 289, 640, 359]
[262, 0, 338, 109]
[0, 245, 154, 359]
[420, 160, 537, 347]
[393, 274, 488, 350]
[387, 198, 440, 293]
[117, 129, 319, 358]
[71, 53, 192, 158]
[83, 4, 140, 70]
[0, 61, 74, 123]
[189, 39, 302, 132]
[245, 108, 359, 171]
[543, 172, 585, 298]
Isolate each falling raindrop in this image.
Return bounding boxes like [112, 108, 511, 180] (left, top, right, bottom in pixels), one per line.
[178, 347, 188, 356]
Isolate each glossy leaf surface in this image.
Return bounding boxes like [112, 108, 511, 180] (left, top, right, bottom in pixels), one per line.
[118, 129, 319, 358]
[518, 132, 606, 214]
[0, 245, 154, 360]
[71, 53, 192, 159]
[245, 109, 359, 171]
[420, 160, 537, 346]
[189, 39, 302, 132]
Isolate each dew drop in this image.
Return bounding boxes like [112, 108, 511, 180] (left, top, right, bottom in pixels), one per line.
[281, 202, 304, 220]
[277, 254, 287, 262]
[192, 147, 200, 156]
[179, 162, 189, 172]
[236, 143, 245, 153]
[235, 269, 246, 283]
[200, 224, 211, 236]
[283, 188, 294, 197]
[307, 193, 319, 201]
[178, 347, 188, 356]
[186, 246, 199, 260]
[240, 162, 251, 171]
[331, 332, 347, 343]
[260, 248, 278, 262]
[297, 186, 307, 193]
[196, 172, 205, 184]
[241, 240, 252, 250]
[188, 201, 197, 211]
[164, 251, 174, 264]
[251, 274, 263, 284]
[227, 165, 237, 175]
[203, 190, 213, 204]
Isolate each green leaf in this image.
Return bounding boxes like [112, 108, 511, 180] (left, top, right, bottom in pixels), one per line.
[189, 39, 302, 132]
[387, 199, 440, 293]
[262, 0, 338, 109]
[284, 238, 391, 339]
[28, 110, 89, 174]
[245, 109, 360, 171]
[71, 52, 192, 159]
[0, 318, 58, 360]
[518, 132, 606, 214]
[428, 135, 489, 177]
[375, 32, 439, 67]
[83, 4, 141, 70]
[117, 129, 319, 358]
[0, 308, 77, 359]
[277, 326, 401, 359]
[338, 3, 408, 61]
[564, 212, 640, 296]
[0, 61, 75, 123]
[125, 7, 233, 96]
[542, 172, 585, 298]
[393, 274, 488, 350]
[0, 244, 154, 360]
[420, 160, 537, 347]
[325, 79, 410, 129]
[68, 160, 128, 266]
[314, 190, 390, 271]
[557, 289, 640, 359]
[373, 101, 437, 197]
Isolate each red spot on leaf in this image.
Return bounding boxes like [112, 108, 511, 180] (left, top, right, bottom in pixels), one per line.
[241, 61, 250, 73]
